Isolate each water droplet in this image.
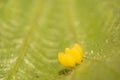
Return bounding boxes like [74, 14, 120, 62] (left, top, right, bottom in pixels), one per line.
[11, 53, 14, 57]
[85, 51, 89, 55]
[90, 50, 94, 54]
[74, 21, 80, 27]
[105, 39, 109, 43]
[9, 57, 17, 64]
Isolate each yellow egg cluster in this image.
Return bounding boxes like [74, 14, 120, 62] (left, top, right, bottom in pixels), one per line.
[58, 44, 83, 68]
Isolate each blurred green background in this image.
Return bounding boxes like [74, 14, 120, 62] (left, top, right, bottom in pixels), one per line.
[0, 0, 120, 80]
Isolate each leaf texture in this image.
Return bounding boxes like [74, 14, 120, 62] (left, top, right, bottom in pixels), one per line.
[0, 0, 120, 80]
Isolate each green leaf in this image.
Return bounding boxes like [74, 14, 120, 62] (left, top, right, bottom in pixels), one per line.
[0, 0, 120, 80]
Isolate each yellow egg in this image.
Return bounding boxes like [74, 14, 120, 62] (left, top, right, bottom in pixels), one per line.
[58, 52, 76, 67]
[58, 43, 83, 68]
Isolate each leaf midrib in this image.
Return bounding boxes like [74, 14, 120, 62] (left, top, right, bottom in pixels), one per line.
[64, 0, 79, 43]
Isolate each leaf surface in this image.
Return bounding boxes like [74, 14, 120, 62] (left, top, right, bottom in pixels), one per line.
[0, 0, 120, 80]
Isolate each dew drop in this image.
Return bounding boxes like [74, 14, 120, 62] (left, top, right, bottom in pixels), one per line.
[105, 39, 109, 43]
[74, 21, 80, 27]
[90, 50, 94, 54]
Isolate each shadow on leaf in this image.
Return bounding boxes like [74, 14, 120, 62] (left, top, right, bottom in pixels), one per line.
[58, 68, 73, 76]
